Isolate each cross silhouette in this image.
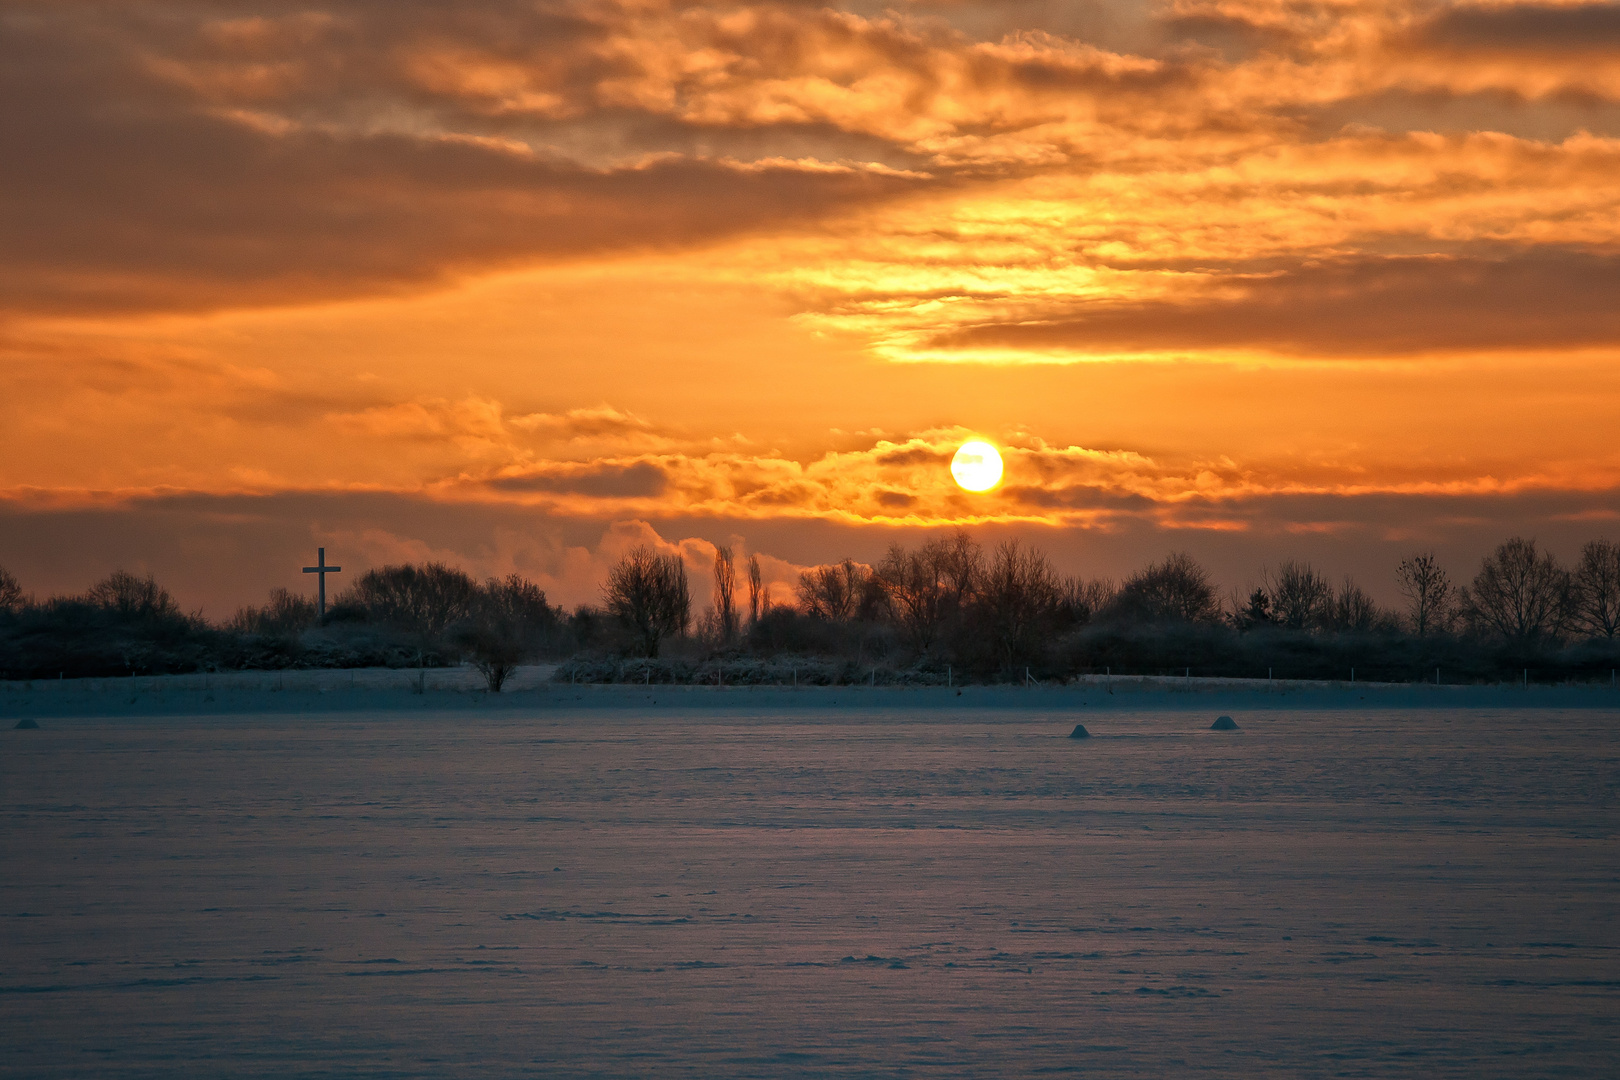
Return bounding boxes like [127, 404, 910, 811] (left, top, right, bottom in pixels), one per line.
[302, 547, 342, 620]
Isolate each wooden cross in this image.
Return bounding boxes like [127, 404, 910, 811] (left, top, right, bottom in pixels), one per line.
[302, 547, 342, 620]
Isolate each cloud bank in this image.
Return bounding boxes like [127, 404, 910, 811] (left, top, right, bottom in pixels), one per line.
[3, 0, 1619, 362]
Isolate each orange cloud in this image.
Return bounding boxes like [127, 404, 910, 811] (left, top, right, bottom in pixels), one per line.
[5, 0, 1620, 369]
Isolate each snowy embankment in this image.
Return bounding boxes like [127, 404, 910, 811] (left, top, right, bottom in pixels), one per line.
[3, 664, 1618, 721]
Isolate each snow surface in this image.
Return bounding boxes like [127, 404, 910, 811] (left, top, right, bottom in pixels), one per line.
[3, 675, 1619, 1077]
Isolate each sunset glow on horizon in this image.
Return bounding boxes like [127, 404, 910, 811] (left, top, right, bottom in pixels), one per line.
[2, 0, 1619, 612]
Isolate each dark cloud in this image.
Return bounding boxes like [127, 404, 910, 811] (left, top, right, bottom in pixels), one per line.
[874, 446, 951, 466]
[1156, 13, 1305, 62]
[1003, 484, 1156, 511]
[1412, 3, 1620, 53]
[1298, 89, 1620, 142]
[0, 117, 920, 315]
[888, 0, 1163, 56]
[932, 251, 1620, 356]
[875, 490, 917, 508]
[487, 462, 668, 497]
[517, 407, 658, 441]
[0, 5, 928, 316]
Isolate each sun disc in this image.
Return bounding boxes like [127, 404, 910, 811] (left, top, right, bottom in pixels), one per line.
[951, 440, 1004, 492]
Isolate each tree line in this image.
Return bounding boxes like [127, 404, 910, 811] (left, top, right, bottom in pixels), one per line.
[585, 534, 1620, 684]
[0, 563, 561, 690]
[1, 533, 1617, 687]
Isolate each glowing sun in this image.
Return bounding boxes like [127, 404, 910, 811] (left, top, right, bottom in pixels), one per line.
[951, 440, 1004, 492]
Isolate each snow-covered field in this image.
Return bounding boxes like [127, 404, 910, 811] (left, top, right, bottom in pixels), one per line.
[3, 677, 1618, 1077]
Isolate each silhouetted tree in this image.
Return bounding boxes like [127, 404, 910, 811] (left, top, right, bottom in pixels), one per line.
[1395, 552, 1452, 637]
[712, 545, 737, 643]
[939, 530, 983, 612]
[1570, 539, 1620, 639]
[0, 566, 22, 614]
[457, 575, 557, 691]
[1463, 537, 1569, 644]
[876, 539, 952, 651]
[976, 540, 1061, 672]
[86, 570, 180, 619]
[345, 563, 478, 661]
[1328, 576, 1381, 633]
[797, 559, 872, 622]
[604, 545, 690, 657]
[229, 588, 318, 637]
[564, 605, 609, 653]
[1265, 560, 1333, 631]
[1057, 575, 1115, 627]
[1108, 552, 1220, 624]
[1233, 587, 1273, 631]
[747, 554, 763, 627]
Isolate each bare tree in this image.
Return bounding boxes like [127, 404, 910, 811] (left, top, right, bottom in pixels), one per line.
[1328, 576, 1381, 632]
[457, 575, 557, 691]
[876, 539, 952, 651]
[1263, 560, 1333, 631]
[86, 570, 180, 619]
[604, 545, 691, 657]
[1109, 552, 1221, 624]
[1570, 539, 1620, 639]
[747, 554, 763, 627]
[229, 588, 318, 636]
[1395, 552, 1452, 637]
[0, 565, 23, 613]
[977, 540, 1062, 672]
[1463, 537, 1570, 644]
[1058, 575, 1115, 626]
[938, 530, 983, 612]
[712, 545, 738, 643]
[797, 559, 871, 622]
[346, 563, 478, 660]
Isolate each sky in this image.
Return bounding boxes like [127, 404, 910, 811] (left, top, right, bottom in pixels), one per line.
[2, 0, 1619, 616]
